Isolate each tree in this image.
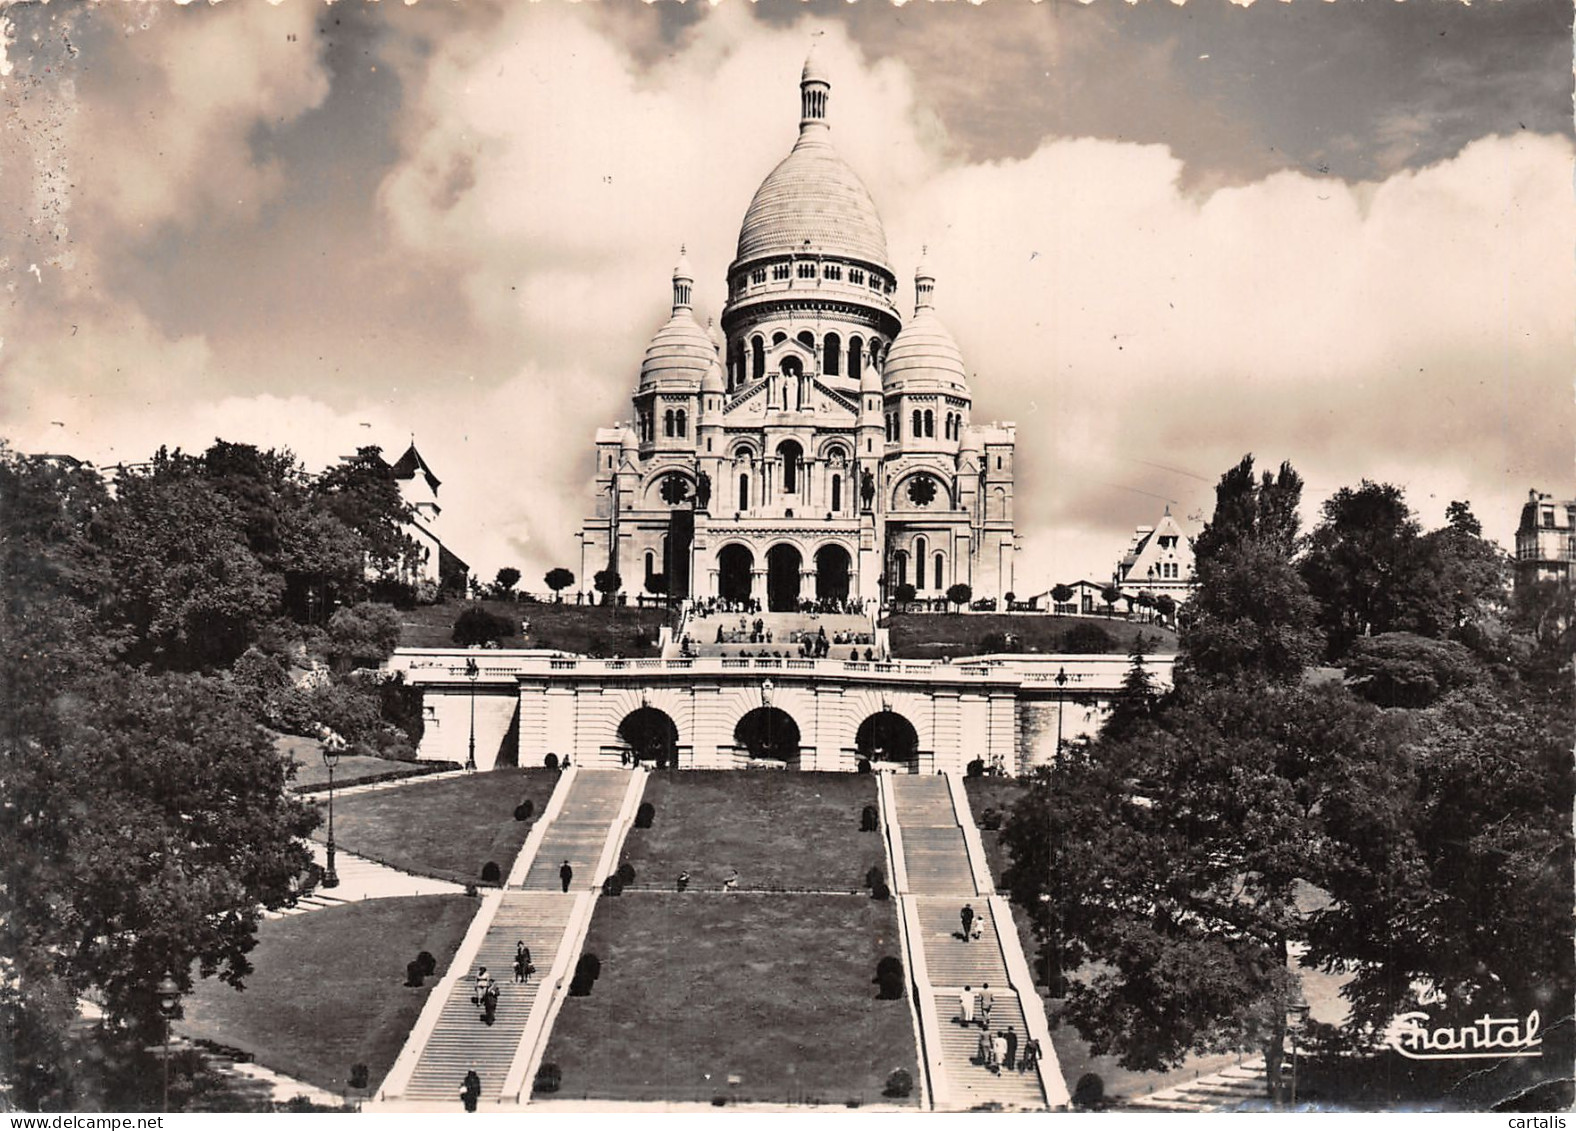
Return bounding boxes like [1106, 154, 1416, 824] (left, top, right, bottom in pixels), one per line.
[593, 569, 622, 606]
[493, 567, 521, 599]
[1051, 583, 1075, 609]
[1343, 632, 1481, 708]
[1180, 456, 1321, 686]
[326, 602, 402, 670]
[452, 605, 513, 647]
[1104, 632, 1159, 740]
[312, 447, 421, 595]
[1, 668, 318, 1108]
[645, 573, 668, 598]
[946, 582, 972, 611]
[1155, 595, 1176, 624]
[1100, 585, 1119, 617]
[893, 582, 917, 609]
[1301, 481, 1421, 659]
[1062, 622, 1116, 654]
[545, 567, 575, 602]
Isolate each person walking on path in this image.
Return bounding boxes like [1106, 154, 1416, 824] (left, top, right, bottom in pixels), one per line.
[1019, 1037, 1041, 1075]
[722, 868, 739, 891]
[958, 985, 975, 1027]
[559, 860, 573, 893]
[481, 980, 499, 1026]
[472, 967, 494, 1022]
[975, 1030, 993, 1068]
[1004, 1025, 1019, 1072]
[514, 942, 532, 984]
[460, 1069, 481, 1112]
[960, 903, 975, 941]
[990, 1031, 1008, 1076]
[979, 983, 994, 1030]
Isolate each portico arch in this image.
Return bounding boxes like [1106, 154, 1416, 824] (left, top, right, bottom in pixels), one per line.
[815, 543, 852, 603]
[718, 543, 754, 605]
[856, 712, 920, 770]
[618, 707, 680, 768]
[734, 707, 801, 767]
[766, 543, 802, 611]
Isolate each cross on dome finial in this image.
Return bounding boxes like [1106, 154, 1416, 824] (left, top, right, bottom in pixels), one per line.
[914, 251, 936, 314]
[672, 246, 694, 312]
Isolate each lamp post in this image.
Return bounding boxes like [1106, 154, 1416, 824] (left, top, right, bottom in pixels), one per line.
[1054, 666, 1069, 760]
[465, 656, 479, 771]
[322, 730, 344, 889]
[156, 973, 180, 1112]
[1286, 993, 1310, 1108]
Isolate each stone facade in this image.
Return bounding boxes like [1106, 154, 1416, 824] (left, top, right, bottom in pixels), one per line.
[1514, 489, 1576, 590]
[579, 51, 1017, 611]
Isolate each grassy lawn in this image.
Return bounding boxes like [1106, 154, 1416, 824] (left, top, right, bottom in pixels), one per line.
[619, 771, 885, 893]
[396, 599, 666, 657]
[887, 613, 1177, 660]
[962, 776, 1028, 893]
[178, 895, 478, 1097]
[541, 893, 917, 1106]
[311, 767, 558, 885]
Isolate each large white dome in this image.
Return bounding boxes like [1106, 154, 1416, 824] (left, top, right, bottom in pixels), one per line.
[736, 135, 890, 269]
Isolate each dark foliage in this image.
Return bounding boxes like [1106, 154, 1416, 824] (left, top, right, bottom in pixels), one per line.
[1060, 622, 1116, 654]
[634, 801, 655, 829]
[480, 861, 502, 884]
[451, 605, 514, 647]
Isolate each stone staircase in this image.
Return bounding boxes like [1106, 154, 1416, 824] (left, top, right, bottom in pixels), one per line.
[400, 893, 575, 1103]
[1120, 1058, 1270, 1112]
[930, 992, 1042, 1109]
[890, 777, 978, 897]
[518, 772, 632, 891]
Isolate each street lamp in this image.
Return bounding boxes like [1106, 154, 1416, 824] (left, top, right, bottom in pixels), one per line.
[1286, 992, 1310, 1108]
[157, 973, 180, 1112]
[322, 731, 345, 889]
[465, 656, 480, 771]
[1054, 666, 1069, 760]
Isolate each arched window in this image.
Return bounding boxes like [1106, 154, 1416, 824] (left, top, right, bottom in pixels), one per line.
[739, 474, 750, 512]
[924, 410, 934, 437]
[772, 331, 787, 346]
[912, 409, 922, 437]
[849, 336, 863, 382]
[894, 551, 908, 588]
[779, 440, 803, 494]
[664, 409, 675, 437]
[644, 551, 656, 581]
[676, 409, 687, 437]
[797, 330, 815, 350]
[824, 332, 841, 377]
[935, 553, 945, 589]
[752, 337, 765, 383]
[831, 474, 842, 512]
[915, 537, 928, 589]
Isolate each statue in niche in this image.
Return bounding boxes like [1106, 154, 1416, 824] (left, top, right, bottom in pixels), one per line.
[860, 469, 876, 510]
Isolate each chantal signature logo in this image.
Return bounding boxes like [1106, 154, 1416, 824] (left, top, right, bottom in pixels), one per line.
[1386, 1010, 1543, 1060]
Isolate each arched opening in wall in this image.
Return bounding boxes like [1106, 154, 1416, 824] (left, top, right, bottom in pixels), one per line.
[644, 550, 656, 584]
[766, 543, 803, 612]
[618, 706, 680, 768]
[893, 550, 908, 589]
[778, 440, 803, 494]
[739, 473, 750, 512]
[718, 544, 754, 605]
[912, 409, 922, 438]
[752, 337, 765, 383]
[734, 707, 801, 768]
[830, 474, 842, 513]
[934, 552, 946, 590]
[772, 331, 787, 346]
[824, 332, 841, 376]
[856, 711, 919, 770]
[797, 330, 815, 351]
[849, 336, 863, 381]
[815, 543, 851, 603]
[915, 537, 928, 590]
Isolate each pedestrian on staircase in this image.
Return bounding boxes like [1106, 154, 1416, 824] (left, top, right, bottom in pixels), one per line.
[960, 903, 975, 941]
[460, 1069, 481, 1112]
[958, 985, 975, 1027]
[990, 1031, 1008, 1076]
[1019, 1037, 1041, 1075]
[514, 942, 533, 983]
[975, 1030, 993, 1068]
[1004, 1025, 1018, 1071]
[560, 860, 574, 892]
[979, 983, 994, 1029]
[481, 980, 499, 1026]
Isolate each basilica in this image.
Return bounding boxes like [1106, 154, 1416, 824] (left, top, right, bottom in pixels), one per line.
[579, 51, 1018, 612]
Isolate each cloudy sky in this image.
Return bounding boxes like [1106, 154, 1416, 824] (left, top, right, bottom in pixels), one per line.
[2, 0, 1571, 592]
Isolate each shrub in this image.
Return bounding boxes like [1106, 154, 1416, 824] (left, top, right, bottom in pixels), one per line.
[464, 883, 479, 898]
[856, 757, 871, 774]
[860, 804, 879, 832]
[601, 875, 624, 897]
[874, 955, 904, 999]
[1063, 622, 1117, 654]
[965, 757, 985, 779]
[616, 861, 636, 885]
[533, 1064, 562, 1095]
[883, 1069, 913, 1099]
[404, 959, 424, 987]
[416, 951, 437, 976]
[634, 801, 655, 829]
[871, 879, 890, 902]
[710, 1096, 727, 1107]
[480, 861, 501, 884]
[1073, 1073, 1105, 1111]
[544, 752, 559, 770]
[569, 953, 601, 996]
[979, 807, 1003, 831]
[451, 605, 514, 647]
[348, 1064, 370, 1091]
[328, 602, 402, 669]
[865, 866, 884, 890]
[514, 799, 535, 822]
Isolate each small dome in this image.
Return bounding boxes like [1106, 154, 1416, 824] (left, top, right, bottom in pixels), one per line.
[620, 426, 638, 452]
[802, 43, 829, 85]
[701, 356, 725, 395]
[884, 258, 969, 396]
[640, 309, 713, 389]
[860, 349, 883, 397]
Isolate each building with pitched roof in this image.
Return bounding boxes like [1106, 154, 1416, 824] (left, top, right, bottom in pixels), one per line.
[1113, 507, 1196, 605]
[578, 50, 1018, 610]
[1514, 489, 1576, 590]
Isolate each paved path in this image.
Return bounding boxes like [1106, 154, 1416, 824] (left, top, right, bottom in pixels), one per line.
[1121, 1057, 1270, 1112]
[885, 776, 1047, 1110]
[265, 843, 464, 918]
